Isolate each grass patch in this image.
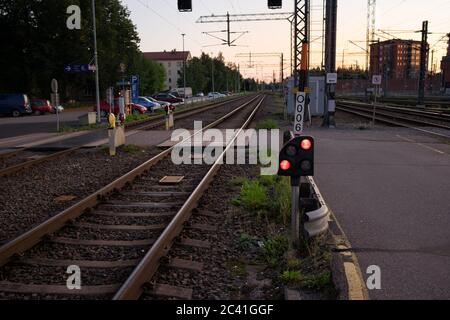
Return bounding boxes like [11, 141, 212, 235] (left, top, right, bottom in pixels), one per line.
[299, 271, 333, 290]
[232, 180, 269, 215]
[271, 176, 291, 225]
[260, 235, 289, 267]
[125, 114, 150, 123]
[280, 269, 332, 290]
[280, 270, 302, 283]
[120, 144, 143, 154]
[231, 175, 291, 225]
[64, 101, 93, 110]
[256, 119, 279, 130]
[59, 123, 106, 133]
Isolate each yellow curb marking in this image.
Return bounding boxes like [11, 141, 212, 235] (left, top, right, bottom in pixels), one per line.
[343, 262, 366, 300]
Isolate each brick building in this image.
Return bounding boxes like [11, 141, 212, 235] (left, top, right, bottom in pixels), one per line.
[370, 39, 428, 93]
[143, 50, 191, 90]
[441, 34, 450, 92]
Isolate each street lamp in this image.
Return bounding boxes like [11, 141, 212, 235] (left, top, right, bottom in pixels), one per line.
[92, 0, 101, 124]
[182, 33, 186, 103]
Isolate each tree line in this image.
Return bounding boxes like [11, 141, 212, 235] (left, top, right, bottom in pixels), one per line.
[0, 0, 165, 101]
[178, 52, 249, 94]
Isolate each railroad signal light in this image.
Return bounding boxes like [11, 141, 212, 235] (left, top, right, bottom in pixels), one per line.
[178, 0, 192, 12]
[268, 0, 282, 9]
[278, 136, 314, 177]
[300, 138, 312, 151]
[280, 160, 291, 171]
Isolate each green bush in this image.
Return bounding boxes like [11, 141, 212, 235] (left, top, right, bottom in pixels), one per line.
[280, 270, 302, 283]
[236, 180, 269, 213]
[300, 272, 332, 290]
[261, 235, 289, 266]
[272, 176, 291, 225]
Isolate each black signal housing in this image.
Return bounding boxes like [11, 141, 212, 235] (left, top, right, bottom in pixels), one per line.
[268, 0, 282, 9]
[178, 0, 192, 12]
[278, 136, 314, 177]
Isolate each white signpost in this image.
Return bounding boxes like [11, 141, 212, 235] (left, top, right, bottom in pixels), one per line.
[372, 75, 382, 85]
[51, 79, 60, 132]
[326, 73, 338, 84]
[294, 92, 306, 135]
[371, 75, 382, 126]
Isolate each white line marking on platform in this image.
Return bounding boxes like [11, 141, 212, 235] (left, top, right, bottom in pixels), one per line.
[397, 135, 446, 155]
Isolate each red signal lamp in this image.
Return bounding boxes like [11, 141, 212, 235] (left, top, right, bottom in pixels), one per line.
[280, 160, 291, 171]
[300, 139, 312, 151]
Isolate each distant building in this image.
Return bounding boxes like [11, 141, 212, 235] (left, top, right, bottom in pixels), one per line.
[370, 39, 427, 80]
[143, 50, 191, 90]
[441, 34, 450, 92]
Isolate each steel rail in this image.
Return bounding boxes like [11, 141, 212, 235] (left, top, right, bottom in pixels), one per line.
[0, 95, 251, 177]
[113, 95, 267, 300]
[337, 103, 450, 130]
[336, 105, 450, 139]
[338, 100, 450, 122]
[0, 94, 262, 267]
[126, 94, 250, 131]
[0, 146, 82, 177]
[0, 148, 27, 160]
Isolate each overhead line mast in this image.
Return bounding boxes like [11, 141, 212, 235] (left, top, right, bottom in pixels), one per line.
[366, 0, 376, 72]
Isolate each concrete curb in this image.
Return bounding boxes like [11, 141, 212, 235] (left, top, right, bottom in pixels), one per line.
[328, 209, 369, 300]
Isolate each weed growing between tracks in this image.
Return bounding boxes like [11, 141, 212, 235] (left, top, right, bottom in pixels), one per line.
[230, 174, 336, 299]
[256, 119, 279, 130]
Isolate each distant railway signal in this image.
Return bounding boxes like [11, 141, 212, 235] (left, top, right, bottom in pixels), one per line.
[278, 136, 314, 177]
[268, 0, 282, 9]
[178, 0, 192, 12]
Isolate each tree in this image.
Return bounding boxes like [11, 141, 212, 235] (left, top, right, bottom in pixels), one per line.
[0, 0, 165, 100]
[178, 52, 244, 94]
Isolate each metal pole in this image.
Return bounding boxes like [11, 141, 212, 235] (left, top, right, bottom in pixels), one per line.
[418, 20, 428, 106]
[211, 53, 215, 95]
[92, 0, 101, 124]
[323, 0, 337, 128]
[372, 85, 377, 126]
[182, 33, 186, 104]
[291, 186, 300, 246]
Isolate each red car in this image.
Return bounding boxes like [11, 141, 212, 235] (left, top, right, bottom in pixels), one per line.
[96, 100, 147, 117]
[152, 92, 184, 104]
[30, 99, 53, 115]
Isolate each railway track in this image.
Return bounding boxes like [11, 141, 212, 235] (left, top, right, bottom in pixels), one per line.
[0, 94, 266, 300]
[0, 95, 251, 177]
[337, 102, 450, 139]
[339, 97, 450, 112]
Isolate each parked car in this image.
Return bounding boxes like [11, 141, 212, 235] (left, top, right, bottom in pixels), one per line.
[132, 96, 161, 112]
[152, 92, 184, 104]
[0, 93, 32, 117]
[172, 87, 193, 98]
[30, 99, 53, 115]
[196, 92, 205, 97]
[96, 100, 147, 117]
[208, 92, 226, 98]
[145, 96, 170, 109]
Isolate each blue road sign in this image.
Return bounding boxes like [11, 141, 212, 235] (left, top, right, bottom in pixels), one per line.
[64, 64, 95, 73]
[131, 75, 139, 99]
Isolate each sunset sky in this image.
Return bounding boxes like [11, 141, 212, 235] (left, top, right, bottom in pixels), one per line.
[123, 0, 450, 82]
